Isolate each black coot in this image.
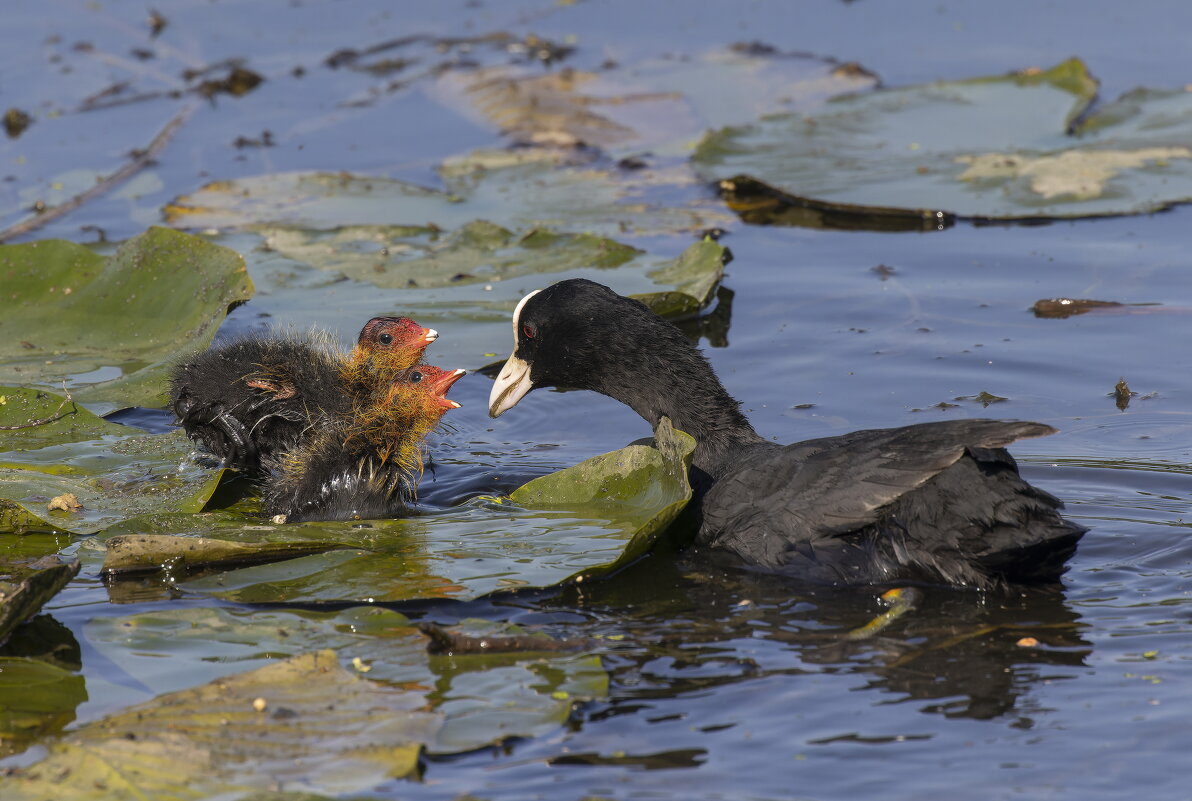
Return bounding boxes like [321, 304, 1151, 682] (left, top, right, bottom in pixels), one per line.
[488, 279, 1085, 588]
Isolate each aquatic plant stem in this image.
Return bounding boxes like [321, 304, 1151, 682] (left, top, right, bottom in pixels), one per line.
[0, 103, 195, 243]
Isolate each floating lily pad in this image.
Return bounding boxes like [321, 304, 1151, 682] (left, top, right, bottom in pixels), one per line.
[632, 238, 728, 318]
[0, 227, 253, 409]
[3, 651, 436, 799]
[85, 607, 606, 755]
[0, 554, 80, 646]
[156, 418, 694, 602]
[433, 45, 879, 156]
[167, 154, 730, 240]
[0, 386, 130, 453]
[694, 59, 1192, 220]
[258, 220, 642, 290]
[438, 147, 735, 237]
[164, 171, 455, 232]
[168, 175, 728, 365]
[0, 419, 226, 535]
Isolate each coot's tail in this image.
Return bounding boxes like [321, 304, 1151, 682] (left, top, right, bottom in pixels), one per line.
[891, 445, 1086, 587]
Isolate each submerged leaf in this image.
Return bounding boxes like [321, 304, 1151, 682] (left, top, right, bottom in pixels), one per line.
[0, 427, 225, 535]
[4, 651, 436, 799]
[434, 45, 879, 156]
[164, 171, 452, 231]
[0, 228, 253, 409]
[0, 657, 87, 759]
[695, 59, 1192, 220]
[85, 606, 607, 755]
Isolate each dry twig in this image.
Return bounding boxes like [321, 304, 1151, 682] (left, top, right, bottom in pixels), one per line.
[0, 383, 77, 430]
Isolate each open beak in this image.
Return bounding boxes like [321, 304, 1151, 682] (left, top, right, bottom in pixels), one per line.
[428, 368, 465, 410]
[488, 355, 533, 418]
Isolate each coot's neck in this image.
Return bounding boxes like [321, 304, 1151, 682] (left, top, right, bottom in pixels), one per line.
[594, 341, 765, 479]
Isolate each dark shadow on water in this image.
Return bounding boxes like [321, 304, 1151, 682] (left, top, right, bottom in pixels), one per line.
[552, 550, 1092, 725]
[672, 286, 735, 349]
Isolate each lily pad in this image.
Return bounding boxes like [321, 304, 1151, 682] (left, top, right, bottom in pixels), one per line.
[169, 177, 728, 365]
[163, 171, 456, 232]
[0, 386, 130, 453]
[167, 154, 730, 240]
[153, 418, 695, 602]
[694, 59, 1192, 220]
[0, 554, 80, 646]
[433, 45, 879, 156]
[0, 420, 226, 535]
[3, 650, 437, 799]
[0, 227, 253, 409]
[258, 220, 642, 291]
[84, 607, 606, 755]
[632, 238, 728, 318]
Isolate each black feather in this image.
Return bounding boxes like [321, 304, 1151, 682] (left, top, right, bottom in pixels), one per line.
[501, 279, 1086, 588]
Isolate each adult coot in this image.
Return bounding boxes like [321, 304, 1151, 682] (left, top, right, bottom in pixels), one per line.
[266, 364, 465, 522]
[488, 279, 1085, 588]
[170, 316, 436, 471]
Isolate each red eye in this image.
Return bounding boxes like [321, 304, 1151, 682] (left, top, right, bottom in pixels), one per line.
[521, 323, 536, 340]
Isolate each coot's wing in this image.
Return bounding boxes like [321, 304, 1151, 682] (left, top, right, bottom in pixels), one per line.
[698, 419, 1057, 569]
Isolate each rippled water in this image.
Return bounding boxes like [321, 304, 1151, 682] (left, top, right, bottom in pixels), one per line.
[5, 1, 1192, 799]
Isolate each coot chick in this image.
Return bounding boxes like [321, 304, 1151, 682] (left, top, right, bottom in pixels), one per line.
[265, 364, 465, 523]
[488, 279, 1086, 588]
[170, 316, 437, 471]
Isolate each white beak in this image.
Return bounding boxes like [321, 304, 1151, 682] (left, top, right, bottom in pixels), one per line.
[488, 354, 533, 418]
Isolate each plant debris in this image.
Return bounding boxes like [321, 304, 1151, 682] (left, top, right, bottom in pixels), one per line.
[1032, 297, 1125, 318]
[3, 108, 32, 139]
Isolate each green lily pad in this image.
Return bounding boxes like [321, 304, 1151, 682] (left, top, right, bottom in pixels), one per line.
[153, 418, 694, 602]
[694, 59, 1192, 220]
[171, 195, 726, 367]
[3, 650, 436, 799]
[0, 386, 131, 453]
[632, 238, 728, 318]
[84, 607, 606, 755]
[0, 656, 87, 759]
[0, 227, 253, 409]
[0, 421, 226, 535]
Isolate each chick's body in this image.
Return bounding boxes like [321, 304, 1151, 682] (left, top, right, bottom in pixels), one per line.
[170, 317, 436, 471]
[264, 365, 465, 522]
